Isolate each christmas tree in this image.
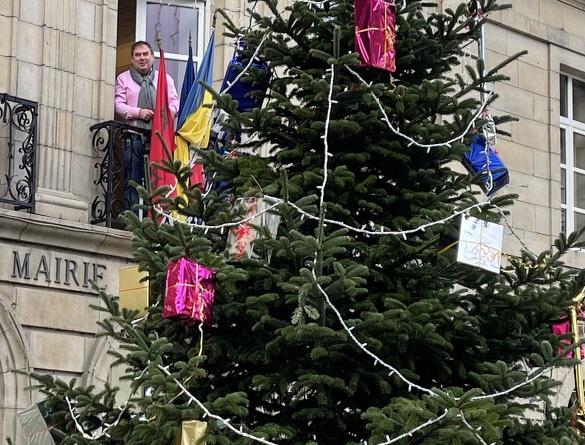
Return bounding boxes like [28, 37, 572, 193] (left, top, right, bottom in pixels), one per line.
[22, 1, 585, 444]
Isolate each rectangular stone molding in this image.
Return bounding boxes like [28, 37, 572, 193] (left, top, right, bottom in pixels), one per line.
[0, 242, 118, 294]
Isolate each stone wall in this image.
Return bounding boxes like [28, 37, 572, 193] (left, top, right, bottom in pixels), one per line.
[2, 0, 585, 441]
[440, 0, 585, 266]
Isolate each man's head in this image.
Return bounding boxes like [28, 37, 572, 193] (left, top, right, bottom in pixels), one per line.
[131, 41, 155, 75]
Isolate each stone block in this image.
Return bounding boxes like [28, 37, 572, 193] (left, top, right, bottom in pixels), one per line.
[19, 0, 45, 26]
[525, 231, 553, 253]
[563, 249, 585, 270]
[518, 62, 548, 96]
[507, 31, 548, 69]
[539, 0, 563, 28]
[510, 201, 536, 233]
[16, 61, 42, 102]
[15, 20, 43, 65]
[487, 50, 518, 86]
[0, 0, 14, 16]
[103, 45, 116, 85]
[106, 6, 117, 48]
[514, 0, 540, 21]
[500, 9, 531, 36]
[550, 125, 561, 155]
[551, 207, 562, 237]
[500, 140, 534, 175]
[533, 94, 549, 124]
[494, 82, 534, 120]
[546, 27, 569, 49]
[15, 287, 100, 333]
[73, 76, 93, 118]
[534, 205, 552, 236]
[567, 33, 585, 57]
[486, 23, 507, 55]
[562, 7, 585, 39]
[34, 188, 90, 223]
[513, 171, 551, 207]
[550, 153, 561, 182]
[94, 2, 104, 43]
[69, 152, 94, 202]
[77, 0, 95, 41]
[527, 19, 547, 41]
[0, 56, 11, 92]
[511, 118, 549, 152]
[72, 114, 95, 153]
[502, 227, 525, 257]
[28, 328, 86, 373]
[75, 38, 101, 80]
[534, 149, 551, 179]
[98, 83, 115, 121]
[0, 16, 12, 57]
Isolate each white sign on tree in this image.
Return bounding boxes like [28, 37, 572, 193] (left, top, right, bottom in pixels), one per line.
[457, 215, 504, 274]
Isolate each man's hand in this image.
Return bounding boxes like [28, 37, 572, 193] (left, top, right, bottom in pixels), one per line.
[138, 108, 154, 121]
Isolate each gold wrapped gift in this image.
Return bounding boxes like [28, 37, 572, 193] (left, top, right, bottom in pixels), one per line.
[118, 265, 149, 313]
[174, 420, 208, 445]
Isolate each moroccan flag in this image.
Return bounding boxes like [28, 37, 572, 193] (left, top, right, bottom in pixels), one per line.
[150, 48, 176, 195]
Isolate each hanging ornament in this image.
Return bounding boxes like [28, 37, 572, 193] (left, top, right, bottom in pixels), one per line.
[163, 258, 215, 326]
[17, 401, 59, 445]
[118, 266, 150, 313]
[462, 134, 509, 196]
[355, 0, 397, 72]
[456, 215, 504, 274]
[221, 39, 271, 112]
[226, 196, 281, 260]
[174, 420, 208, 445]
[482, 109, 498, 150]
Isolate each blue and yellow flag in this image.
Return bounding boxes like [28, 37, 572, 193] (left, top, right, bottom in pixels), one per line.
[174, 32, 215, 197]
[177, 36, 196, 121]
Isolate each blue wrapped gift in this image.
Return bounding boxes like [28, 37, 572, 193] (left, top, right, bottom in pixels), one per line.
[221, 41, 270, 111]
[463, 135, 509, 196]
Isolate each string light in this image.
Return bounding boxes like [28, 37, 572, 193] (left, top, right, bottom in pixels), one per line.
[345, 65, 494, 151]
[319, 64, 336, 210]
[66, 396, 129, 441]
[158, 365, 279, 445]
[220, 31, 270, 97]
[458, 411, 494, 445]
[64, 367, 147, 441]
[377, 409, 449, 445]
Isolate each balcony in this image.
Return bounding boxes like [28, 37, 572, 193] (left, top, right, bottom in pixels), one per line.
[0, 94, 38, 213]
[90, 120, 150, 228]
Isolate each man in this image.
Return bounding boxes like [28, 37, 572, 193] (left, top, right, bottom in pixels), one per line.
[114, 41, 179, 212]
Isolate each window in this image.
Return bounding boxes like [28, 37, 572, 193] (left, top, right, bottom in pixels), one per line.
[560, 73, 585, 237]
[135, 0, 208, 94]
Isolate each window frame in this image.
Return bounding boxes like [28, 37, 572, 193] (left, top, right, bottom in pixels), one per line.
[560, 72, 585, 236]
[135, 0, 209, 67]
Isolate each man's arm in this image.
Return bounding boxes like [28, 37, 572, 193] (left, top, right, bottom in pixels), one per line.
[166, 74, 180, 117]
[115, 73, 141, 120]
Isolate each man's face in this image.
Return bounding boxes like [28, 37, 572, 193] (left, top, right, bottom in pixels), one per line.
[131, 44, 154, 75]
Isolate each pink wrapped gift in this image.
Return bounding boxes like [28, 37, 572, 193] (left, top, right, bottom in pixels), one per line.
[163, 257, 215, 325]
[355, 0, 396, 72]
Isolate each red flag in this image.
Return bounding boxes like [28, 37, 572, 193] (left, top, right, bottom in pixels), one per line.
[150, 49, 176, 195]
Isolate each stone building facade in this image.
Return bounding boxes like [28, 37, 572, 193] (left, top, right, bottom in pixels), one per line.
[0, 0, 585, 442]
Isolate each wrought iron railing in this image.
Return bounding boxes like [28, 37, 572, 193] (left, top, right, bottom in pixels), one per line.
[90, 120, 150, 228]
[0, 93, 38, 212]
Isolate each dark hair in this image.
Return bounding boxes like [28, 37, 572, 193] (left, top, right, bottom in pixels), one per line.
[131, 41, 154, 56]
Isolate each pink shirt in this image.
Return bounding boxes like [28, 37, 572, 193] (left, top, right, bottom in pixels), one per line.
[114, 70, 180, 126]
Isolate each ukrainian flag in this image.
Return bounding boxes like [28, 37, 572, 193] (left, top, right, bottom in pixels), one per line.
[175, 32, 215, 197]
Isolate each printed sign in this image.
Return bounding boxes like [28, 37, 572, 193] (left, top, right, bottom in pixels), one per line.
[457, 215, 504, 274]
